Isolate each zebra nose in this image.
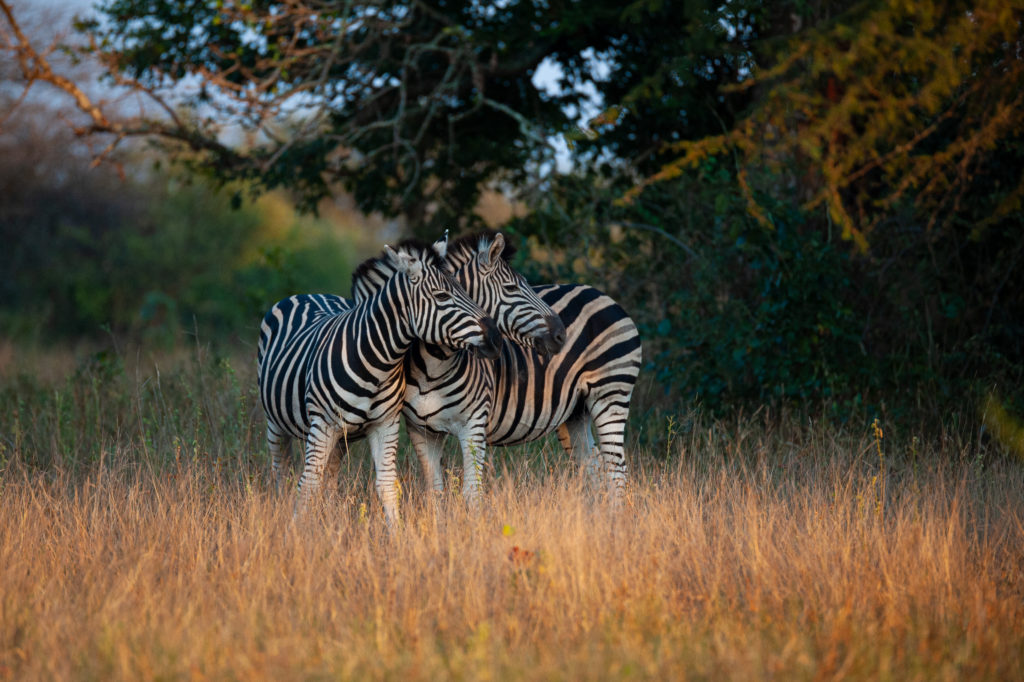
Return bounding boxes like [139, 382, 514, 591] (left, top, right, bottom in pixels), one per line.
[479, 317, 502, 359]
[542, 314, 566, 354]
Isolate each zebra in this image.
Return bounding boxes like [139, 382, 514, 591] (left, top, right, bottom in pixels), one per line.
[342, 231, 567, 502]
[483, 282, 642, 498]
[256, 240, 500, 523]
[352, 231, 642, 502]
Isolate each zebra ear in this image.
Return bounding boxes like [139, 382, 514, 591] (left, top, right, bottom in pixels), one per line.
[480, 232, 505, 271]
[432, 234, 448, 261]
[384, 245, 424, 283]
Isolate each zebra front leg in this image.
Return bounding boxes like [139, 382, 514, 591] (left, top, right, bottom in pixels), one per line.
[368, 419, 403, 526]
[457, 426, 488, 509]
[323, 437, 347, 493]
[267, 421, 291, 494]
[296, 416, 336, 515]
[408, 423, 446, 494]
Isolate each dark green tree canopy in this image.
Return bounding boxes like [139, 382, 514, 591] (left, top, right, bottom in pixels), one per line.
[74, 0, 756, 234]
[6, 0, 1024, 416]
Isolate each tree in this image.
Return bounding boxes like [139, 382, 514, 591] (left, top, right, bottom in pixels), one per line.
[3, 0, 761, 236]
[8, 0, 1023, 413]
[534, 0, 1024, 412]
[628, 0, 1024, 252]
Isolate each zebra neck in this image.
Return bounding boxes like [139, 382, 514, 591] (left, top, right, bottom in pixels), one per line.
[358, 277, 416, 363]
[453, 266, 482, 303]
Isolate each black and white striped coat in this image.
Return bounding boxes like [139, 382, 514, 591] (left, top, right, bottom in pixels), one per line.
[355, 233, 641, 501]
[256, 242, 499, 522]
[352, 232, 566, 502]
[484, 283, 641, 496]
[407, 282, 641, 500]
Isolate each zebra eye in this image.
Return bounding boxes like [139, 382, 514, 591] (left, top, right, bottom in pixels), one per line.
[502, 282, 519, 292]
[434, 290, 452, 302]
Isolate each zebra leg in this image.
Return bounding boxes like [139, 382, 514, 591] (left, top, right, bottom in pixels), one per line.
[557, 416, 602, 488]
[367, 419, 403, 526]
[323, 437, 347, 494]
[296, 416, 336, 515]
[408, 424, 446, 494]
[587, 396, 630, 501]
[267, 422, 291, 493]
[457, 425, 488, 509]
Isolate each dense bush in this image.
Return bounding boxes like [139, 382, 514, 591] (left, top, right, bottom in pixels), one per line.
[0, 150, 361, 346]
[509, 153, 1024, 420]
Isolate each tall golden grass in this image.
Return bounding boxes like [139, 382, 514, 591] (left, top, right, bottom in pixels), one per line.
[1, 348, 1022, 680]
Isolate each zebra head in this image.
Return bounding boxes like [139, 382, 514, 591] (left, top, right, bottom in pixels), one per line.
[443, 231, 566, 357]
[375, 241, 502, 359]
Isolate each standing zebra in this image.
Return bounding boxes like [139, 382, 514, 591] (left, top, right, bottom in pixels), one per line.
[256, 241, 500, 523]
[346, 231, 567, 502]
[352, 232, 642, 501]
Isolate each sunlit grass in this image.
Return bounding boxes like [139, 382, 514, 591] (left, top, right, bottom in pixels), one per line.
[0, 345, 1022, 680]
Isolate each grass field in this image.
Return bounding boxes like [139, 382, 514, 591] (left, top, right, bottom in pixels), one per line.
[1, 344, 1022, 680]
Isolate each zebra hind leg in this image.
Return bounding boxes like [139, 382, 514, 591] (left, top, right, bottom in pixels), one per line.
[296, 416, 337, 516]
[457, 428, 488, 510]
[408, 424, 447, 495]
[556, 416, 602, 489]
[586, 395, 631, 502]
[267, 422, 291, 494]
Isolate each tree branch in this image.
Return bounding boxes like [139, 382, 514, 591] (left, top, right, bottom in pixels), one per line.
[1, 0, 115, 131]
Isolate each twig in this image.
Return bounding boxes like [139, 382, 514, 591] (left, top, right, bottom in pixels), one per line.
[616, 221, 699, 261]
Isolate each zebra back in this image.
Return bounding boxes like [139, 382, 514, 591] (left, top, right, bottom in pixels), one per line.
[257, 293, 350, 439]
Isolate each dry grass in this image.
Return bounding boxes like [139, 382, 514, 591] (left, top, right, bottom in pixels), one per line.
[1, 347, 1023, 680]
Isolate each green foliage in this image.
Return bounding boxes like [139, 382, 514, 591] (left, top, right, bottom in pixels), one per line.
[0, 163, 359, 345]
[652, 211, 865, 408]
[76, 0, 761, 235]
[513, 164, 863, 414]
[512, 147, 1024, 419]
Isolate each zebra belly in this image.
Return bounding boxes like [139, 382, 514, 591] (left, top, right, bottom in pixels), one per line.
[486, 390, 579, 446]
[404, 391, 488, 435]
[308, 379, 405, 438]
[481, 401, 573, 444]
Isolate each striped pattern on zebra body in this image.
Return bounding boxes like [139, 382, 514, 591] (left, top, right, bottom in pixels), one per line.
[256, 241, 500, 523]
[355, 232, 641, 501]
[353, 231, 566, 503]
[408, 280, 641, 500]
[486, 283, 641, 497]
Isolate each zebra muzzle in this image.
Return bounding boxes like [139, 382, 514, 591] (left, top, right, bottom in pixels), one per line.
[537, 313, 567, 356]
[475, 317, 502, 359]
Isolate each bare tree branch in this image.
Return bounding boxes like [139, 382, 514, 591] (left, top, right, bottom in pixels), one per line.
[1, 0, 115, 132]
[0, 0, 566, 228]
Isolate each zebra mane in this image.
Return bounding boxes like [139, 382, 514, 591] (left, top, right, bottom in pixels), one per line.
[351, 239, 451, 301]
[445, 231, 517, 269]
